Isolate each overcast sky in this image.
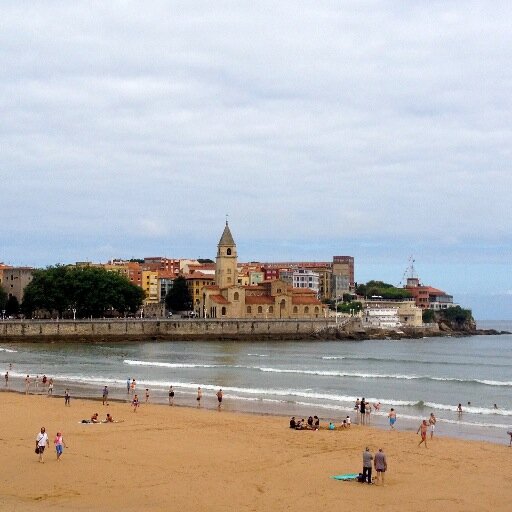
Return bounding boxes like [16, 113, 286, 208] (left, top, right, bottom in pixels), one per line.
[1, 2, 511, 319]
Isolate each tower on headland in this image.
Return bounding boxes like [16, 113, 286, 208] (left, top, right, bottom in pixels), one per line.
[215, 221, 238, 288]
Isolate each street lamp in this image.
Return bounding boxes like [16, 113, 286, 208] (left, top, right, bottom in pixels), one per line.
[72, 308, 76, 321]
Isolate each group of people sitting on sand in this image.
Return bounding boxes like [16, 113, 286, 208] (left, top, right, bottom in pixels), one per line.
[289, 416, 320, 430]
[81, 412, 116, 424]
[289, 415, 352, 430]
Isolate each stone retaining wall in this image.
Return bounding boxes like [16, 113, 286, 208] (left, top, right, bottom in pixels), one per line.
[0, 319, 351, 342]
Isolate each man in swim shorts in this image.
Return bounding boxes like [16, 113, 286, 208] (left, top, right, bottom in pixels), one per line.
[388, 408, 396, 429]
[216, 389, 223, 409]
[417, 419, 428, 448]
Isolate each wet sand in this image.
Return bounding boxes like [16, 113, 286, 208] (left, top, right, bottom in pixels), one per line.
[1, 392, 511, 511]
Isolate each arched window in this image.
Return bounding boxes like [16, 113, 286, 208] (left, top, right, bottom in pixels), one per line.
[304, 306, 309, 314]
[293, 306, 298, 313]
[277, 288, 281, 293]
[221, 307, 226, 316]
[247, 306, 252, 314]
[268, 306, 273, 313]
[257, 306, 263, 313]
[314, 307, 319, 313]
[227, 248, 232, 255]
[234, 292, 239, 301]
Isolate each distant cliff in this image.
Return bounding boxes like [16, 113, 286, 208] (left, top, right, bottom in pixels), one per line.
[425, 307, 509, 335]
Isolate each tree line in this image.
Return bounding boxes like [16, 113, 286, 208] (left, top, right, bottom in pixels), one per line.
[21, 266, 145, 318]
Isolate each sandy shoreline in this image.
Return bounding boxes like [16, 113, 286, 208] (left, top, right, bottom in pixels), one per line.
[1, 392, 511, 512]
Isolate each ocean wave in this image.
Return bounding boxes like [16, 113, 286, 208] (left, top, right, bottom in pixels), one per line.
[247, 354, 269, 357]
[0, 347, 18, 353]
[321, 355, 512, 368]
[257, 367, 512, 387]
[124, 360, 222, 369]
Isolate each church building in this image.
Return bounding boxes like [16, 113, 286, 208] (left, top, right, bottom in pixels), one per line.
[201, 222, 325, 319]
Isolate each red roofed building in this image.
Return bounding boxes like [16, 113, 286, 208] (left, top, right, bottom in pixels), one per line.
[404, 277, 456, 310]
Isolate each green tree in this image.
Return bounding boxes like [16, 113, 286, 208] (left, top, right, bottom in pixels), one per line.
[5, 295, 19, 316]
[0, 287, 7, 311]
[338, 301, 363, 313]
[422, 309, 436, 323]
[22, 265, 145, 318]
[356, 280, 411, 300]
[165, 276, 192, 311]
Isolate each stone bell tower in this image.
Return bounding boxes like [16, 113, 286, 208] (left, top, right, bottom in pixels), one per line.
[215, 221, 238, 288]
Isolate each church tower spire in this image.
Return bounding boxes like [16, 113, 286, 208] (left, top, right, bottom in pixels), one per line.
[215, 221, 238, 288]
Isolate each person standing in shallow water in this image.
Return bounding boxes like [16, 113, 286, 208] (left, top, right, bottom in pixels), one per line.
[216, 389, 223, 409]
[196, 387, 202, 407]
[360, 398, 366, 425]
[388, 408, 397, 429]
[168, 386, 175, 405]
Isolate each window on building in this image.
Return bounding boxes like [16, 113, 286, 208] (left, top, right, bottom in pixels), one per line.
[269, 306, 273, 313]
[234, 292, 239, 301]
[293, 306, 298, 313]
[304, 306, 309, 313]
[227, 248, 232, 255]
[314, 307, 319, 313]
[258, 306, 263, 313]
[221, 307, 226, 316]
[247, 306, 252, 314]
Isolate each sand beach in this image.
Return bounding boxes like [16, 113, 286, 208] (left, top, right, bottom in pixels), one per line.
[0, 391, 511, 512]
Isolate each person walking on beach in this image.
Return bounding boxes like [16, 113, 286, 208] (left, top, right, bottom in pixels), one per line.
[42, 375, 47, 386]
[4, 371, 8, 386]
[216, 389, 223, 410]
[25, 375, 31, 394]
[102, 386, 109, 406]
[374, 448, 387, 485]
[35, 375, 40, 393]
[362, 447, 373, 484]
[457, 403, 463, 417]
[417, 420, 428, 448]
[130, 379, 136, 395]
[388, 408, 397, 429]
[196, 387, 202, 407]
[360, 398, 366, 425]
[132, 394, 139, 412]
[54, 432, 68, 461]
[168, 385, 175, 406]
[366, 402, 372, 424]
[145, 388, 150, 403]
[35, 427, 49, 463]
[64, 389, 70, 406]
[48, 378, 53, 395]
[126, 378, 131, 394]
[429, 412, 437, 440]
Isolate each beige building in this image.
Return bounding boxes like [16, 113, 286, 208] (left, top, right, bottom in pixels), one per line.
[363, 298, 423, 328]
[202, 223, 325, 319]
[1, 267, 34, 303]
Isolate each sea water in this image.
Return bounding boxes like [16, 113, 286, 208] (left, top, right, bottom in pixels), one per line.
[1, 321, 511, 444]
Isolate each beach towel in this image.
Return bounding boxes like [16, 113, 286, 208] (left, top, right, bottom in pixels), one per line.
[331, 473, 359, 481]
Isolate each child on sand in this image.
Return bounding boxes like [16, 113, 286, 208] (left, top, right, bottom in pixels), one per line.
[132, 394, 139, 412]
[145, 388, 150, 403]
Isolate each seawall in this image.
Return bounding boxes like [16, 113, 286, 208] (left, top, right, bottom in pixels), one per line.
[0, 318, 361, 342]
